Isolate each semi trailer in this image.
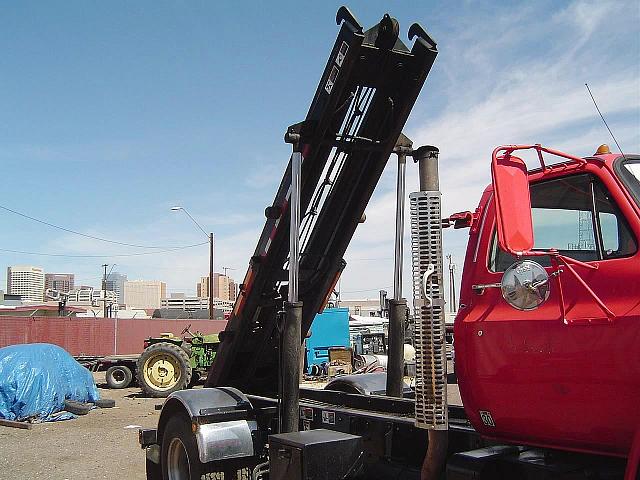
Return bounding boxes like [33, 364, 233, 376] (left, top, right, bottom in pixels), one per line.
[139, 6, 640, 480]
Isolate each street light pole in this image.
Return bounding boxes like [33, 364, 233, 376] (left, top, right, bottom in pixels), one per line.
[209, 232, 214, 320]
[171, 206, 215, 320]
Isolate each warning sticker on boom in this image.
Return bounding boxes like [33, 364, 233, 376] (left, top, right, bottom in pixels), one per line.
[336, 41, 349, 67]
[325, 65, 339, 94]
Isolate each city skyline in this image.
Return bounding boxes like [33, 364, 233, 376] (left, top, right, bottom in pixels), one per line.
[0, 2, 637, 302]
[5, 262, 238, 304]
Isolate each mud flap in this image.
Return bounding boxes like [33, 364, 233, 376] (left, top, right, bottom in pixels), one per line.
[145, 445, 161, 480]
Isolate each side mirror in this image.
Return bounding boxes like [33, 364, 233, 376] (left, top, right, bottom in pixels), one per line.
[491, 150, 534, 255]
[501, 261, 550, 310]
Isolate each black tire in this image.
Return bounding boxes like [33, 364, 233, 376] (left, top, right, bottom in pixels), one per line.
[64, 399, 92, 416]
[137, 342, 192, 398]
[95, 398, 116, 408]
[105, 365, 133, 389]
[161, 413, 205, 480]
[160, 413, 229, 480]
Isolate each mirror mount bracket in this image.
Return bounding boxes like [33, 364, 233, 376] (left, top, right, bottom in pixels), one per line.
[494, 144, 587, 172]
[492, 144, 589, 257]
[471, 282, 502, 295]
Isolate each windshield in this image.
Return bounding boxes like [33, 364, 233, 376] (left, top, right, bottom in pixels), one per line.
[617, 158, 640, 206]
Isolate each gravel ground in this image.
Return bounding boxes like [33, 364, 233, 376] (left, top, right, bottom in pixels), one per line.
[0, 372, 462, 480]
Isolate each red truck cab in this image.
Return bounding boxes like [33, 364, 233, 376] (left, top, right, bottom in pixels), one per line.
[454, 145, 640, 459]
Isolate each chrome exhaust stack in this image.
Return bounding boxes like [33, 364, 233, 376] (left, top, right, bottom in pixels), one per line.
[410, 146, 448, 479]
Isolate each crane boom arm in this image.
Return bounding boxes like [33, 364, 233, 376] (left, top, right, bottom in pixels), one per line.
[207, 9, 438, 394]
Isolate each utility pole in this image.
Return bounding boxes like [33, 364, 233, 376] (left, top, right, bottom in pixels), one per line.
[102, 264, 108, 318]
[209, 233, 214, 320]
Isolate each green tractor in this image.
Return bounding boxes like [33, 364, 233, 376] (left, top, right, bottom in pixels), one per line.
[136, 325, 219, 398]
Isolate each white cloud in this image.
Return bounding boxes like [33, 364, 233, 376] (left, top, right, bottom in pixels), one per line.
[337, 0, 639, 302]
[244, 161, 287, 189]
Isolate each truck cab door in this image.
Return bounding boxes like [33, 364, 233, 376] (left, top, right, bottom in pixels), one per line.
[457, 165, 640, 457]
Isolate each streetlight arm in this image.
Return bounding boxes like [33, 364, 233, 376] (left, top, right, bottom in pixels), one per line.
[182, 209, 209, 239]
[172, 206, 209, 240]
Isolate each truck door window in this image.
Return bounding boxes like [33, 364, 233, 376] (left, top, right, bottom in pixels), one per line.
[490, 174, 637, 272]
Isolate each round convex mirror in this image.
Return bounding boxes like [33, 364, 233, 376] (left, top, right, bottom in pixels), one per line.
[501, 260, 550, 311]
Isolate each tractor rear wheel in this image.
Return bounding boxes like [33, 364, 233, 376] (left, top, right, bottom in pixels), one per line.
[137, 342, 192, 398]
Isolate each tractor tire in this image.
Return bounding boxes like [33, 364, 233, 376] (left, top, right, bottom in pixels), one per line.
[105, 365, 133, 389]
[137, 342, 192, 398]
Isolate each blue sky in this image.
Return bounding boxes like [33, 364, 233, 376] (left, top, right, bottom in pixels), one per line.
[1, 1, 638, 299]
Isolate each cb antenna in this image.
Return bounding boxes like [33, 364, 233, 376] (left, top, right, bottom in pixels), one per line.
[585, 83, 627, 160]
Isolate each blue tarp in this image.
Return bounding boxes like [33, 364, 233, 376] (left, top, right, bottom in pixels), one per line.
[0, 343, 100, 422]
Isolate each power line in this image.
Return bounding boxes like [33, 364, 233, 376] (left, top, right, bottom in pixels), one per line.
[0, 204, 197, 249]
[0, 242, 207, 258]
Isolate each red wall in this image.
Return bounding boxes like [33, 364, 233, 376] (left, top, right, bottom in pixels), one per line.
[0, 317, 227, 356]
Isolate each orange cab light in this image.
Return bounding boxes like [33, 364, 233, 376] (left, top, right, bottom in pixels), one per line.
[595, 144, 611, 155]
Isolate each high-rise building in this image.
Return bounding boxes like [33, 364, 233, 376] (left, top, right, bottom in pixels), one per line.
[44, 273, 75, 298]
[196, 276, 210, 298]
[197, 274, 237, 302]
[105, 272, 127, 306]
[213, 273, 232, 301]
[124, 280, 166, 309]
[7, 265, 45, 303]
[228, 278, 237, 302]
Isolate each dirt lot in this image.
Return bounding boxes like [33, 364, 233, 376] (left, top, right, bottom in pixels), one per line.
[0, 372, 462, 480]
[0, 373, 158, 480]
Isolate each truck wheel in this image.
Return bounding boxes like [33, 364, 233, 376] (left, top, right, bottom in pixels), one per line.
[106, 365, 133, 389]
[161, 413, 227, 480]
[137, 342, 192, 398]
[161, 413, 205, 479]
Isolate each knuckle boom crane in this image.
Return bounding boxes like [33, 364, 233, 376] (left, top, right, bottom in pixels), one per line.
[206, 7, 437, 397]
